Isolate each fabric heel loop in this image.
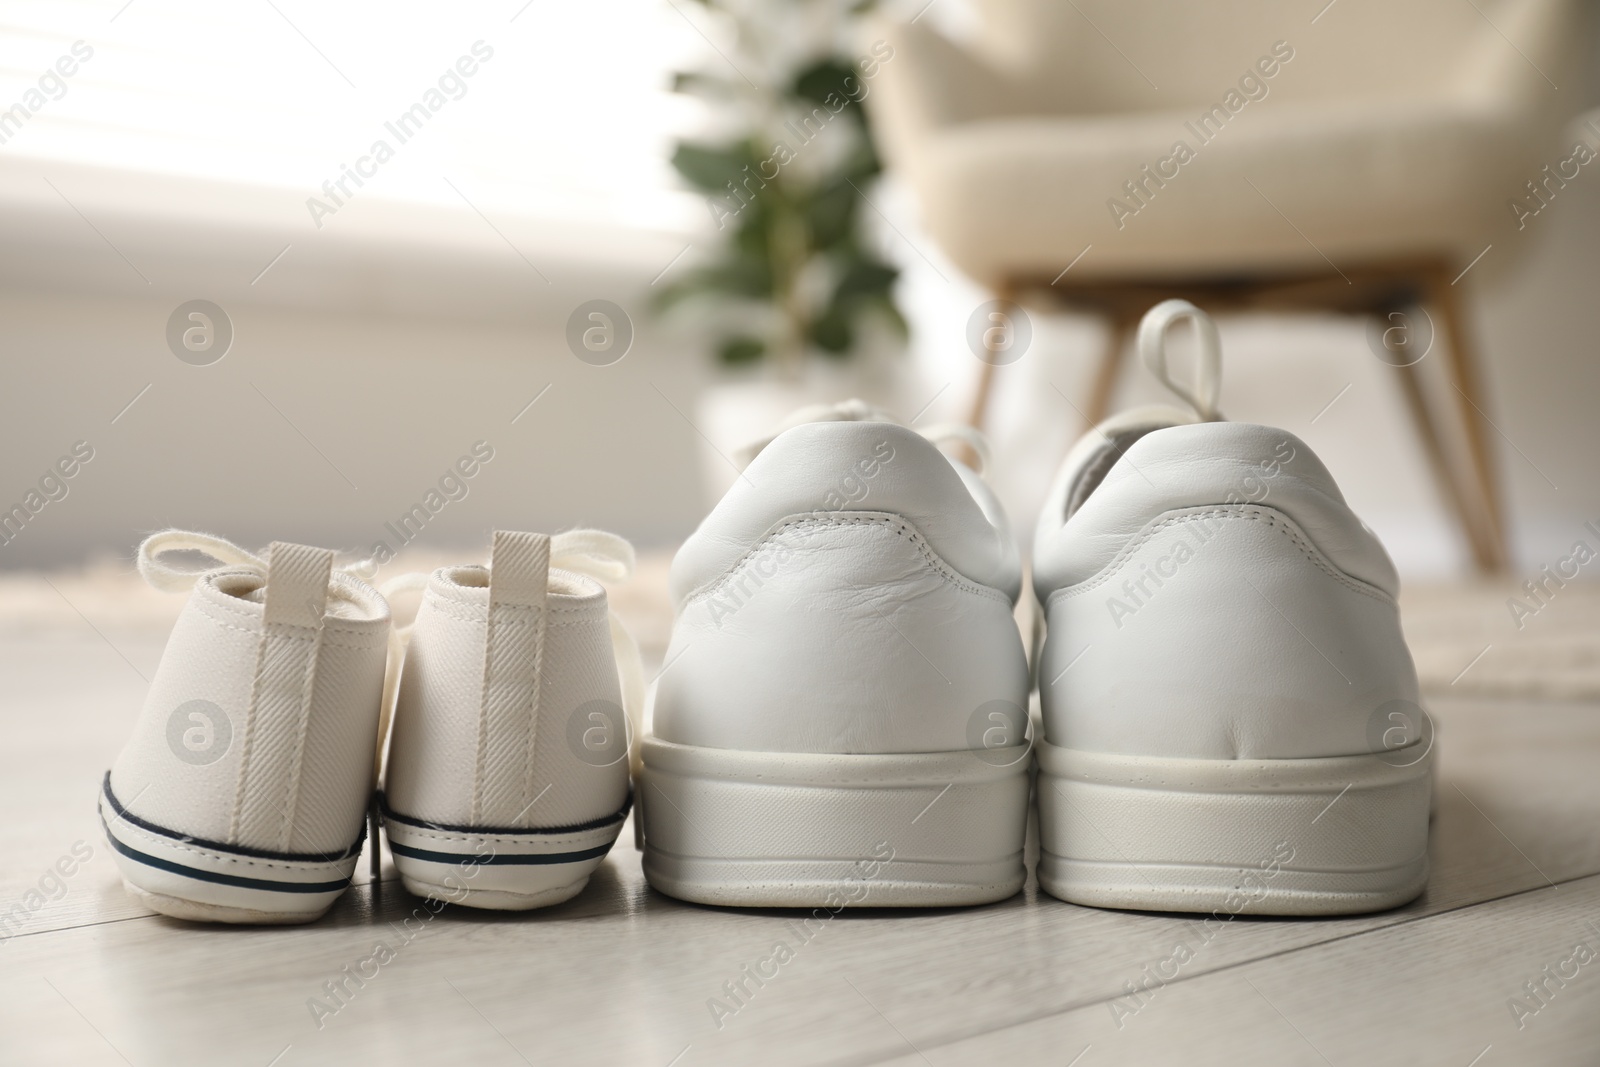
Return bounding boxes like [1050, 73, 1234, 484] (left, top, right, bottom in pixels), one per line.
[233, 542, 334, 851]
[474, 531, 552, 826]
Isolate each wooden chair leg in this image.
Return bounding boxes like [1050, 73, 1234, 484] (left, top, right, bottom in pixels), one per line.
[1085, 313, 1135, 428]
[1426, 268, 1508, 571]
[1389, 358, 1498, 572]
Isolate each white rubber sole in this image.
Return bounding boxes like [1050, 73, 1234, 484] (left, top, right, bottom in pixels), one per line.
[639, 736, 1031, 908]
[1036, 740, 1433, 915]
[379, 793, 628, 911]
[99, 777, 357, 925]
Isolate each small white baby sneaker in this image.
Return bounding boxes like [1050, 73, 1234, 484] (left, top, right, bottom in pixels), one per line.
[378, 530, 640, 910]
[101, 532, 391, 924]
[1031, 300, 1433, 916]
[642, 401, 1033, 908]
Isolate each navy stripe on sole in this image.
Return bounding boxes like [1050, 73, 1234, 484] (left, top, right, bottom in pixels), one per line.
[102, 772, 363, 863]
[102, 819, 352, 895]
[387, 841, 615, 867]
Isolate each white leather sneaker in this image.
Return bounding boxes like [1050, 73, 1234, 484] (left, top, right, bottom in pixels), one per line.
[378, 530, 641, 910]
[1032, 300, 1433, 915]
[101, 532, 390, 924]
[641, 402, 1033, 907]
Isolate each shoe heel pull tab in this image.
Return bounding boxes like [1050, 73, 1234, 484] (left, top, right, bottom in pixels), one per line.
[474, 531, 552, 827]
[232, 542, 334, 850]
[263, 541, 334, 629]
[490, 530, 552, 610]
[1138, 299, 1223, 422]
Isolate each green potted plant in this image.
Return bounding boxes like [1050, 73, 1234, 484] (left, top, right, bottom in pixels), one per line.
[660, 0, 908, 497]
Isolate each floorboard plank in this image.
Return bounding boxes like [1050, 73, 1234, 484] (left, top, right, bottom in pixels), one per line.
[872, 873, 1600, 1066]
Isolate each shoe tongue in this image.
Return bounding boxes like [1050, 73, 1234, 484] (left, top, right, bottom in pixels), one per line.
[1060, 405, 1200, 520]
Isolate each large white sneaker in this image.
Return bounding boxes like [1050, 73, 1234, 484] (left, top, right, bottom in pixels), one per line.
[641, 402, 1032, 907]
[101, 532, 390, 924]
[379, 530, 641, 910]
[1032, 301, 1433, 916]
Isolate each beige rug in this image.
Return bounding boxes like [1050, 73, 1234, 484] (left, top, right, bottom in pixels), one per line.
[4, 554, 1596, 702]
[1399, 581, 1600, 700]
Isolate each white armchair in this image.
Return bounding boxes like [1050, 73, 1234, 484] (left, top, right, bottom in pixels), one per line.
[869, 0, 1593, 570]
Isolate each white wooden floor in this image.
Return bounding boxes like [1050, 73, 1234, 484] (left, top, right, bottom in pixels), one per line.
[2, 631, 1598, 1066]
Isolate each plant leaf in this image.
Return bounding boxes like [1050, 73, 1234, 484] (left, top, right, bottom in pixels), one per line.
[671, 142, 751, 193]
[809, 307, 854, 353]
[719, 336, 766, 364]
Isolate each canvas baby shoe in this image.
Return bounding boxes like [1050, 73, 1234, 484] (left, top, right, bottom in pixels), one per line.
[1031, 300, 1433, 915]
[100, 531, 391, 924]
[641, 401, 1032, 907]
[378, 530, 641, 910]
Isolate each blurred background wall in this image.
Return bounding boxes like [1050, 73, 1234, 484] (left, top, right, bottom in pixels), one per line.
[2, 0, 1597, 580]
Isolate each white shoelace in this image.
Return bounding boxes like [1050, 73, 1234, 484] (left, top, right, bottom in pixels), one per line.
[1135, 298, 1223, 422]
[1058, 300, 1227, 521]
[137, 528, 379, 593]
[379, 529, 647, 780]
[734, 398, 994, 475]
